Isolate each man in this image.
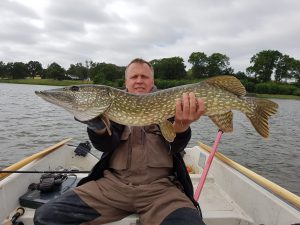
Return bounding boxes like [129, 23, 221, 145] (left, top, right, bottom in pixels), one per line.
[34, 58, 206, 225]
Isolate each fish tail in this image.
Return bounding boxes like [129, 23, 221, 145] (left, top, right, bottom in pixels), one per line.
[246, 98, 278, 138]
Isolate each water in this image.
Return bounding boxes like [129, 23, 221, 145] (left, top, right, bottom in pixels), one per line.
[0, 83, 299, 196]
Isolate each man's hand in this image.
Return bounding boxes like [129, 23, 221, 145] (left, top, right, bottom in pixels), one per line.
[173, 92, 205, 133]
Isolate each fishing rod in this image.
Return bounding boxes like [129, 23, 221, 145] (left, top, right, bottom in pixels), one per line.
[0, 170, 90, 174]
[3, 207, 25, 225]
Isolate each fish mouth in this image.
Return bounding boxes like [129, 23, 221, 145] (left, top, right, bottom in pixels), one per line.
[35, 90, 55, 103]
[35, 90, 76, 113]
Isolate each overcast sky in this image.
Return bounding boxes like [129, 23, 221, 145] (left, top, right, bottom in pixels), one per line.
[1, 0, 299, 72]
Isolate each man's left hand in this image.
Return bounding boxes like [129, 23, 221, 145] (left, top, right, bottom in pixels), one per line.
[173, 92, 205, 133]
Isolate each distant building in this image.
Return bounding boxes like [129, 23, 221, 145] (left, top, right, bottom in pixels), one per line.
[66, 74, 80, 80]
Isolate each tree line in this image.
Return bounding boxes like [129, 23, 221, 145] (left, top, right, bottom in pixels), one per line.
[0, 50, 300, 93]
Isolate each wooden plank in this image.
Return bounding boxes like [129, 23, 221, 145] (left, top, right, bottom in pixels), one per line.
[0, 138, 72, 180]
[199, 142, 300, 209]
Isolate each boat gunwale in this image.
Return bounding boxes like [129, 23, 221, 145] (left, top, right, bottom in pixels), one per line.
[0, 138, 72, 180]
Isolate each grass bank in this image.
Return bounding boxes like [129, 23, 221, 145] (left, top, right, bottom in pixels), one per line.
[255, 94, 300, 100]
[0, 79, 92, 86]
[1, 78, 299, 100]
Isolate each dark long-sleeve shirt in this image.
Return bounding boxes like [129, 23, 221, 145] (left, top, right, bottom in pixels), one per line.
[77, 121, 199, 210]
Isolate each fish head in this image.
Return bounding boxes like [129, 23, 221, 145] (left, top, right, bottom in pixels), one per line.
[35, 85, 112, 121]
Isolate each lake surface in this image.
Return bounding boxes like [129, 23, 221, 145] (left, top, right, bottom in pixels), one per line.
[0, 83, 299, 196]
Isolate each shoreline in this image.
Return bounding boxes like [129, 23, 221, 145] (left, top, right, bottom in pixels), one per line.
[0, 78, 92, 86]
[1, 79, 299, 100]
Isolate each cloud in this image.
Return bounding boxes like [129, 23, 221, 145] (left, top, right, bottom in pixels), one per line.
[0, 0, 300, 72]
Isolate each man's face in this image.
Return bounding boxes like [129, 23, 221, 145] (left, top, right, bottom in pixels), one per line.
[125, 62, 154, 94]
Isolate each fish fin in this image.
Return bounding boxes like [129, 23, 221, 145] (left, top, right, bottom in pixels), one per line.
[204, 76, 246, 97]
[246, 98, 278, 138]
[209, 111, 233, 133]
[159, 120, 176, 142]
[73, 107, 109, 122]
[99, 115, 112, 136]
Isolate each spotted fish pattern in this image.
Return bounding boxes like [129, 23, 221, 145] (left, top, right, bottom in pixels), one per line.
[35, 76, 278, 141]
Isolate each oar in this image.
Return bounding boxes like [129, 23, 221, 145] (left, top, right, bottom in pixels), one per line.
[194, 130, 223, 201]
[0, 170, 90, 174]
[0, 138, 72, 180]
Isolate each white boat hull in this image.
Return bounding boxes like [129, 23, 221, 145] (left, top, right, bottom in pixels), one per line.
[1, 139, 299, 225]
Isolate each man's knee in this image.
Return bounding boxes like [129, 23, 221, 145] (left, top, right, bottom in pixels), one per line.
[33, 189, 101, 225]
[160, 207, 205, 225]
[34, 204, 52, 225]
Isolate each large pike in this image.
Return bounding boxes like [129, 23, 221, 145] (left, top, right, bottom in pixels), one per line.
[35, 76, 278, 142]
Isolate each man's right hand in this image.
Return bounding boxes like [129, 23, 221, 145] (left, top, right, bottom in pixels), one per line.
[173, 92, 205, 133]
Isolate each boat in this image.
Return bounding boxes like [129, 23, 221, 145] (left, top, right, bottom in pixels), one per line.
[1, 138, 299, 225]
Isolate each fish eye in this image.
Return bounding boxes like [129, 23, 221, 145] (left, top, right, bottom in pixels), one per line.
[70, 86, 80, 92]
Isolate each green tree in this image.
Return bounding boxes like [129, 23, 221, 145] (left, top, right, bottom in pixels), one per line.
[234, 71, 248, 80]
[41, 68, 47, 79]
[27, 61, 43, 79]
[290, 59, 300, 85]
[67, 63, 88, 80]
[0, 61, 6, 78]
[87, 61, 98, 81]
[207, 53, 233, 77]
[150, 59, 160, 77]
[274, 55, 293, 82]
[150, 57, 186, 80]
[6, 62, 28, 79]
[188, 52, 209, 78]
[100, 63, 124, 81]
[45, 62, 66, 80]
[91, 62, 124, 83]
[246, 50, 282, 82]
[5, 63, 13, 79]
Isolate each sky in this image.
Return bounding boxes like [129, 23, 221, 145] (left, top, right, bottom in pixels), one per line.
[1, 0, 300, 72]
